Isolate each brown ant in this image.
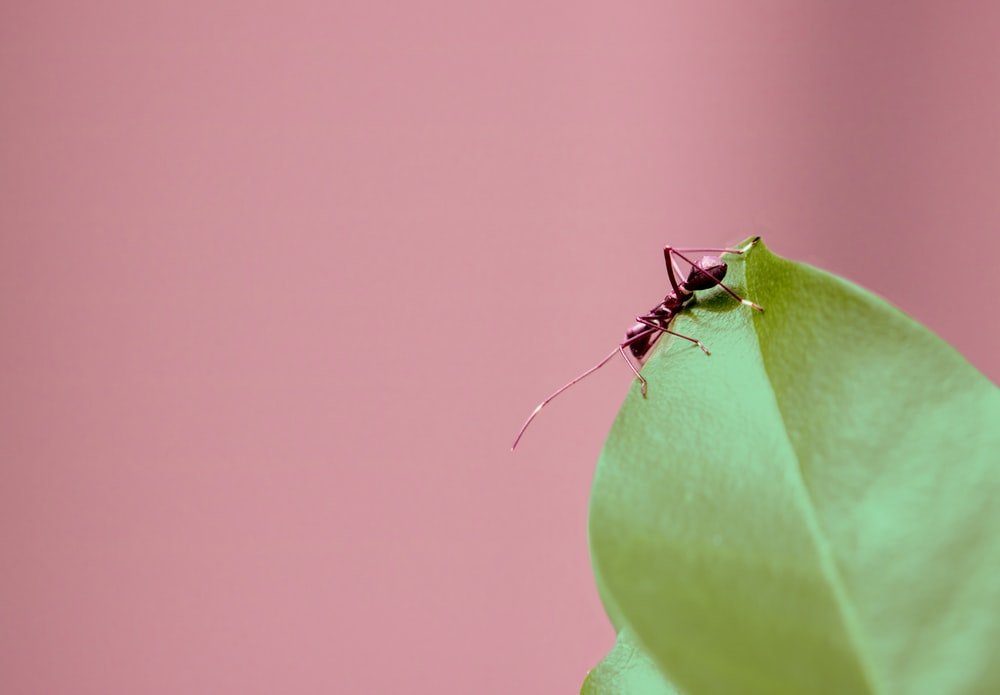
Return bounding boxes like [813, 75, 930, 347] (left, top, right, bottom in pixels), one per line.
[511, 238, 763, 450]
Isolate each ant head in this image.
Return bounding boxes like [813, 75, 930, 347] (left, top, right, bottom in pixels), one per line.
[684, 256, 727, 291]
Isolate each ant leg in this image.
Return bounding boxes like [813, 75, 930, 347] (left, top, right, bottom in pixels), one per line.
[671, 236, 760, 255]
[667, 247, 765, 312]
[670, 256, 686, 286]
[663, 247, 685, 294]
[662, 240, 759, 293]
[511, 331, 655, 450]
[619, 344, 648, 398]
[512, 347, 619, 450]
[636, 318, 711, 355]
[671, 246, 744, 255]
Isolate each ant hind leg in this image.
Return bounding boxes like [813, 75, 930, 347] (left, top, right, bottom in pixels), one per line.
[619, 344, 648, 398]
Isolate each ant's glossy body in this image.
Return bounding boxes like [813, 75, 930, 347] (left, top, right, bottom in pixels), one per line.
[512, 238, 763, 450]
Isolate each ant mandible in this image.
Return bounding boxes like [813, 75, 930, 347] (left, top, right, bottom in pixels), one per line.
[511, 237, 764, 450]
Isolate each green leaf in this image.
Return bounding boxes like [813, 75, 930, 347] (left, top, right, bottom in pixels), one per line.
[586, 239, 1000, 694]
[581, 629, 680, 695]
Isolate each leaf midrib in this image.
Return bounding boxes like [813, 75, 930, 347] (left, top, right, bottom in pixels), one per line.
[748, 262, 885, 695]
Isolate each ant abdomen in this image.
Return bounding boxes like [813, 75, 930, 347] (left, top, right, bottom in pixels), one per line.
[625, 322, 654, 358]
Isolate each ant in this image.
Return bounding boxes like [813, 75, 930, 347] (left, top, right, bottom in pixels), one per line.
[511, 237, 763, 450]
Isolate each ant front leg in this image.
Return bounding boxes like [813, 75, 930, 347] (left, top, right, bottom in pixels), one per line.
[662, 243, 754, 294]
[636, 318, 711, 356]
[667, 237, 760, 256]
[667, 247, 765, 312]
[662, 240, 757, 285]
[662, 247, 689, 296]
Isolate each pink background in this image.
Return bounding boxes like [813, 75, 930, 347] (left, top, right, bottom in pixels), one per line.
[2, 2, 998, 693]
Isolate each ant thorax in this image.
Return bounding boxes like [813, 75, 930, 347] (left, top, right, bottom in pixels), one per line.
[658, 292, 688, 312]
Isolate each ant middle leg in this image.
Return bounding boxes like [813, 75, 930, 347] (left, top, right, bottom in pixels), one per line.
[636, 317, 711, 356]
[667, 247, 765, 312]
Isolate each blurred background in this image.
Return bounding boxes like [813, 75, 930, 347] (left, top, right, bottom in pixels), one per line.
[2, 2, 998, 693]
